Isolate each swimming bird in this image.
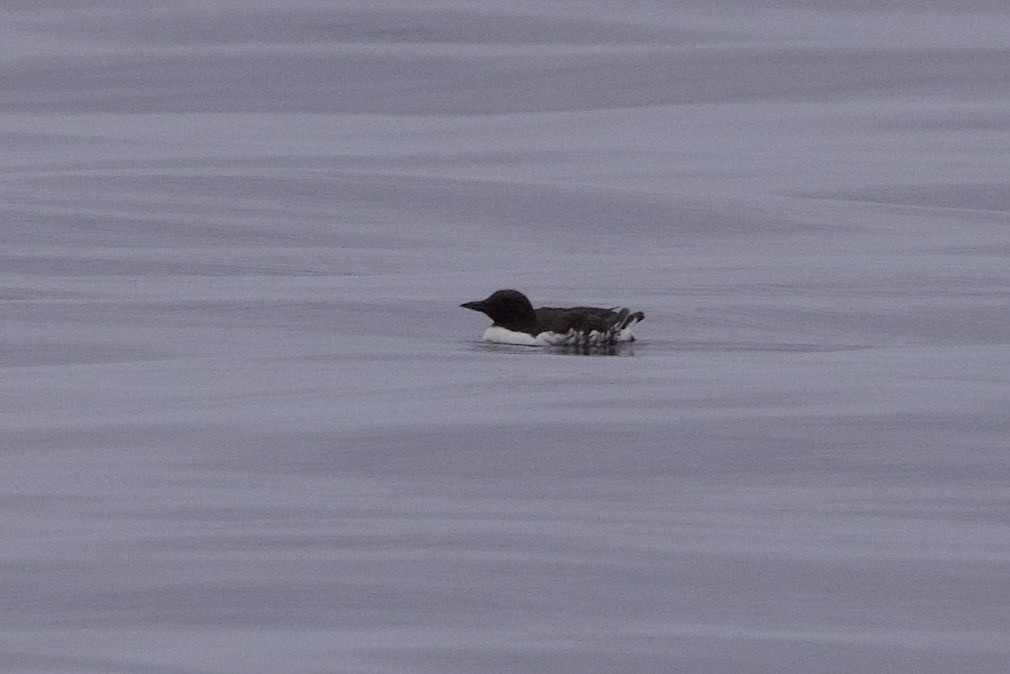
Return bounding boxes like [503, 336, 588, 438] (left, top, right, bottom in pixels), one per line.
[461, 289, 644, 346]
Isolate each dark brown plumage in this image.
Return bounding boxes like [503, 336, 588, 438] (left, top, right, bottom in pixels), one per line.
[461, 289, 644, 345]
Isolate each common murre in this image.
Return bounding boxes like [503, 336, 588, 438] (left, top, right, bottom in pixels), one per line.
[461, 289, 645, 347]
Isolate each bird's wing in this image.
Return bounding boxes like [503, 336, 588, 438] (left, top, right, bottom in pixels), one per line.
[534, 306, 644, 344]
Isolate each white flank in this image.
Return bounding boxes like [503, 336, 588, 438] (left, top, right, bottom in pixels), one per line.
[483, 317, 639, 347]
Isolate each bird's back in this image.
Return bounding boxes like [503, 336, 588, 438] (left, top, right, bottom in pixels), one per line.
[534, 306, 645, 345]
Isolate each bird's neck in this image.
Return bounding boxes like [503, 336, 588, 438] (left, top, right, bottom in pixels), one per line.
[495, 313, 541, 337]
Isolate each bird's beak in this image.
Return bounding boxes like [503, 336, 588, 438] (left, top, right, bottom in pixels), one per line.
[460, 300, 486, 312]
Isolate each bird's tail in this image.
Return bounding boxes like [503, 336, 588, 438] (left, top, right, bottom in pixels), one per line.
[558, 308, 644, 346]
[609, 308, 644, 343]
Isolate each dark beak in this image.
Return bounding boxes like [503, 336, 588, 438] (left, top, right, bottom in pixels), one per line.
[461, 300, 486, 312]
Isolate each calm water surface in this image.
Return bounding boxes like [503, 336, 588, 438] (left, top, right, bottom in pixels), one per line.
[3, 2, 1010, 671]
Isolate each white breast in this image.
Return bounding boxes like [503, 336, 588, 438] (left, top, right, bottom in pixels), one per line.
[482, 326, 548, 346]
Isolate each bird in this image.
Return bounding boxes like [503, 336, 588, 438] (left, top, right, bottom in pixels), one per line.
[461, 289, 644, 347]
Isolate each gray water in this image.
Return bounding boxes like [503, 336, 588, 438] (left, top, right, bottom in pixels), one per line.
[3, 2, 1010, 672]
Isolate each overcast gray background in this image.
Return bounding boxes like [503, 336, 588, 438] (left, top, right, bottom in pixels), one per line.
[3, 1, 1010, 672]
